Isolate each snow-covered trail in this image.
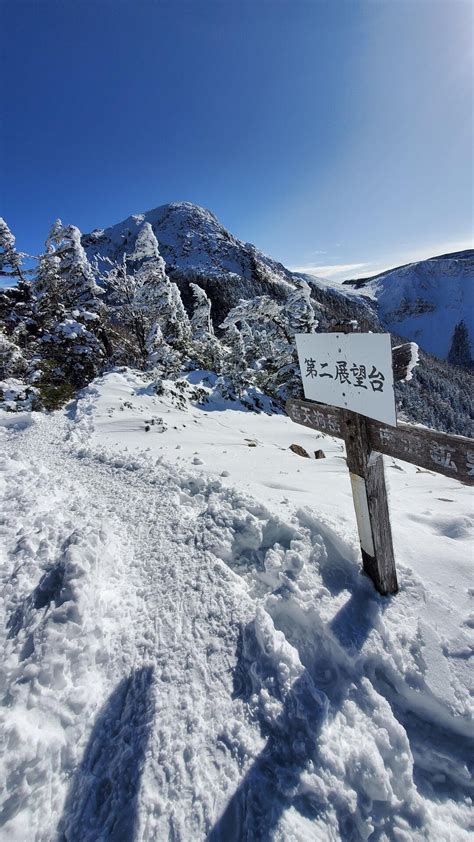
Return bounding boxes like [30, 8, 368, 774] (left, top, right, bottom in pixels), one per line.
[1, 411, 262, 841]
[1, 380, 473, 841]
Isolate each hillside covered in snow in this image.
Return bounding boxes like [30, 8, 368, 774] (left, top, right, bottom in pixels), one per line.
[0, 206, 473, 840]
[1, 370, 473, 841]
[343, 251, 474, 367]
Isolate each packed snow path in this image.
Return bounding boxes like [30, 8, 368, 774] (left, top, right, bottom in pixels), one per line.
[1, 376, 473, 841]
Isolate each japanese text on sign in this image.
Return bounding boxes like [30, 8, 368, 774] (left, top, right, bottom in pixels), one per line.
[295, 333, 397, 426]
[304, 359, 386, 392]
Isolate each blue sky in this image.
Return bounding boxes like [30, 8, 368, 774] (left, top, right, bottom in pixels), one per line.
[1, 0, 472, 280]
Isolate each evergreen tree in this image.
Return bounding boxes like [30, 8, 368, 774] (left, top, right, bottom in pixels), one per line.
[0, 279, 37, 348]
[190, 283, 214, 338]
[272, 280, 318, 399]
[448, 320, 473, 369]
[0, 218, 25, 283]
[30, 222, 107, 394]
[0, 329, 28, 379]
[33, 246, 66, 330]
[133, 223, 191, 368]
[102, 255, 147, 366]
[222, 323, 247, 397]
[189, 283, 222, 372]
[52, 222, 103, 310]
[282, 279, 317, 335]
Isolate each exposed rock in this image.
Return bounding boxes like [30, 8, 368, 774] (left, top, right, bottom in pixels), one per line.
[289, 443, 309, 458]
[314, 449, 326, 459]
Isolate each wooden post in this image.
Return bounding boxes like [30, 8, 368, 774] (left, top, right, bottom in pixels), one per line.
[330, 322, 398, 595]
[342, 410, 397, 594]
[290, 325, 473, 595]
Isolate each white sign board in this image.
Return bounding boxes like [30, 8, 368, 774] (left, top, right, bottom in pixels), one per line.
[295, 333, 397, 426]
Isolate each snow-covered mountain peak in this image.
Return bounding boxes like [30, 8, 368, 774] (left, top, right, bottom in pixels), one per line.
[82, 201, 295, 324]
[84, 201, 238, 266]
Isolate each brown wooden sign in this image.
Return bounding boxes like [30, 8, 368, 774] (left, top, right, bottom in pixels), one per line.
[286, 399, 474, 486]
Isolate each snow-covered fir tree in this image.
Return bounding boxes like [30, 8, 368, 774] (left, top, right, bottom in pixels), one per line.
[221, 323, 247, 397]
[101, 255, 148, 366]
[282, 279, 317, 335]
[132, 223, 191, 371]
[26, 222, 108, 401]
[448, 320, 473, 370]
[0, 218, 25, 283]
[190, 283, 214, 338]
[47, 220, 103, 311]
[274, 279, 318, 398]
[188, 283, 222, 373]
[0, 329, 28, 379]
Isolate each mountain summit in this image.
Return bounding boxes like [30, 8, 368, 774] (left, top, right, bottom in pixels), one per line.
[82, 202, 294, 324]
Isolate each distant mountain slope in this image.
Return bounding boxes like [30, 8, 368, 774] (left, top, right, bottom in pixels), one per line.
[343, 251, 474, 364]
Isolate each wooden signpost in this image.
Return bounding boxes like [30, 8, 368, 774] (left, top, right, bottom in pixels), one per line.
[288, 324, 474, 596]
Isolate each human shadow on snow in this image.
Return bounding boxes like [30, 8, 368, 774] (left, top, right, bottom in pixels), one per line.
[208, 578, 387, 842]
[57, 666, 154, 842]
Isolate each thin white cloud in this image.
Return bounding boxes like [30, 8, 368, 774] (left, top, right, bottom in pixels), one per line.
[291, 237, 473, 283]
[392, 238, 473, 265]
[291, 262, 368, 280]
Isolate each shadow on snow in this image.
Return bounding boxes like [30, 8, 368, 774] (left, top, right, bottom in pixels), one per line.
[57, 666, 154, 842]
[208, 572, 384, 842]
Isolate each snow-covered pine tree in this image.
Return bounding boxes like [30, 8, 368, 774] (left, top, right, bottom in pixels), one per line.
[29, 221, 107, 400]
[48, 221, 103, 311]
[220, 284, 318, 402]
[132, 223, 191, 371]
[0, 218, 37, 351]
[102, 255, 148, 366]
[188, 283, 222, 373]
[33, 246, 66, 333]
[282, 279, 317, 335]
[273, 279, 318, 399]
[190, 283, 214, 338]
[447, 320, 473, 370]
[168, 282, 191, 347]
[0, 218, 25, 283]
[0, 329, 28, 379]
[220, 295, 288, 389]
[221, 323, 248, 397]
[0, 279, 37, 350]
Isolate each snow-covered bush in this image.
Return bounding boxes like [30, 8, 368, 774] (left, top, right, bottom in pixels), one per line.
[0, 330, 28, 378]
[0, 378, 39, 412]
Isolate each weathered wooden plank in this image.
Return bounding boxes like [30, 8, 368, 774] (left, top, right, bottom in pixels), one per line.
[362, 453, 398, 593]
[368, 420, 474, 485]
[342, 410, 398, 594]
[286, 399, 474, 485]
[286, 399, 343, 436]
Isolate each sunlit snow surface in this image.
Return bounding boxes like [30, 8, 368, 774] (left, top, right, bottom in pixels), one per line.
[1, 369, 473, 841]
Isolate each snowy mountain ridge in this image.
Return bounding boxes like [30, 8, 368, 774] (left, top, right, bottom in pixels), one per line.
[83, 202, 473, 367]
[343, 250, 474, 364]
[83, 202, 295, 324]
